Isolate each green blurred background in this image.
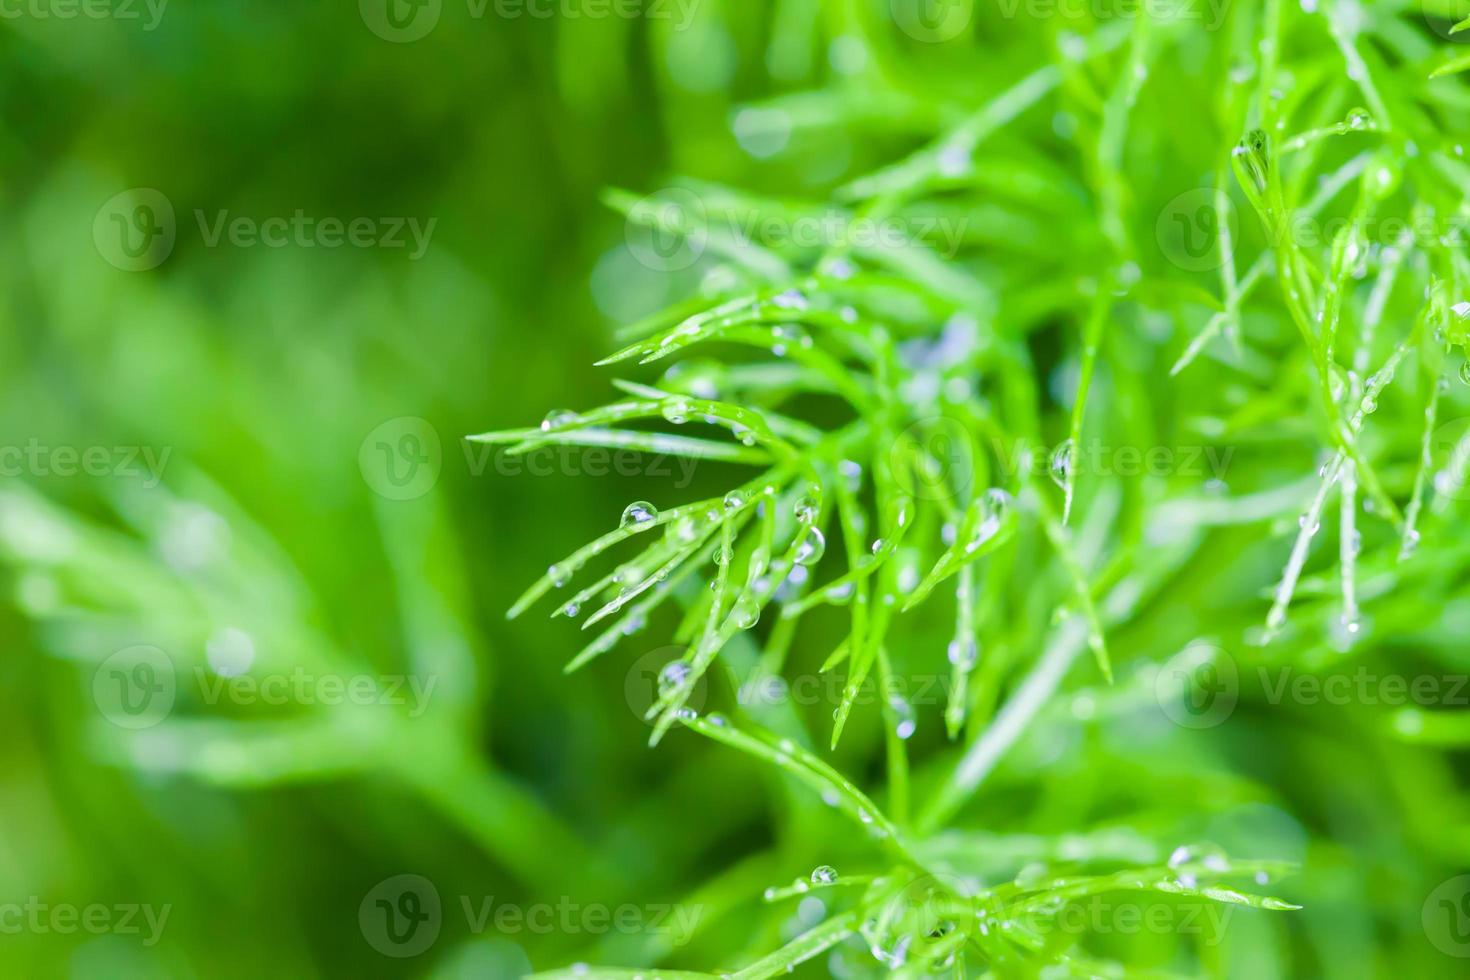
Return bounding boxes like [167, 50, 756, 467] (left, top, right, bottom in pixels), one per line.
[3, 0, 1470, 977]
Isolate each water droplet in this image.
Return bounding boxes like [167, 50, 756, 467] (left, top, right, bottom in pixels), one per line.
[724, 489, 749, 510]
[560, 600, 580, 618]
[732, 595, 761, 629]
[838, 459, 863, 492]
[794, 528, 826, 566]
[890, 696, 916, 740]
[661, 400, 691, 425]
[548, 563, 571, 588]
[937, 143, 970, 178]
[793, 495, 818, 524]
[824, 582, 854, 604]
[622, 501, 659, 530]
[1345, 107, 1372, 130]
[810, 865, 838, 885]
[947, 638, 978, 669]
[821, 256, 856, 281]
[1460, 361, 1470, 386]
[771, 288, 808, 310]
[669, 515, 700, 544]
[540, 408, 579, 432]
[985, 487, 1013, 521]
[659, 661, 691, 695]
[712, 542, 732, 566]
[773, 323, 811, 349]
[1049, 439, 1076, 489]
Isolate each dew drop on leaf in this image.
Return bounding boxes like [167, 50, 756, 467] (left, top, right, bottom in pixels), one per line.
[621, 501, 658, 529]
[794, 528, 826, 566]
[540, 408, 579, 432]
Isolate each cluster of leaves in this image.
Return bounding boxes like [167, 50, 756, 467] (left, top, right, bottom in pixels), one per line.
[479, 2, 1470, 977]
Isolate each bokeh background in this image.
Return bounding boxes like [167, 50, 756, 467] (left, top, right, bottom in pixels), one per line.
[4, 1, 1470, 977]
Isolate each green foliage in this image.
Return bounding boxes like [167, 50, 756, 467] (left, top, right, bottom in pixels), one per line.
[5, 1, 1470, 978]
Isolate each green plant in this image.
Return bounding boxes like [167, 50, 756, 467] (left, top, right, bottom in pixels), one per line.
[475, 2, 1470, 976]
